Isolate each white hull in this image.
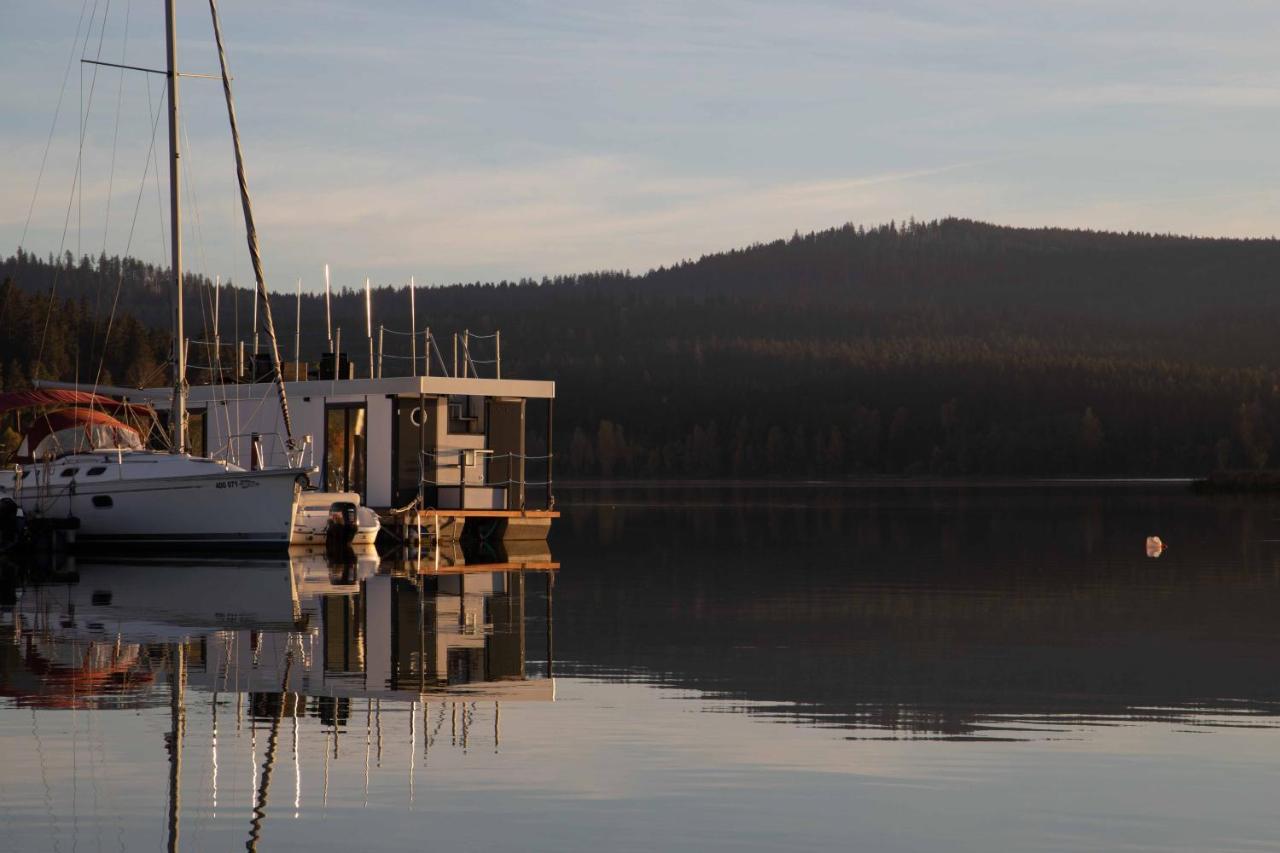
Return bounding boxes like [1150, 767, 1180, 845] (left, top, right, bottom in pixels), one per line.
[0, 451, 305, 548]
[290, 491, 381, 546]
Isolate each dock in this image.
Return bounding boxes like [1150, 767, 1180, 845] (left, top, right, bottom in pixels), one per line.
[383, 507, 560, 546]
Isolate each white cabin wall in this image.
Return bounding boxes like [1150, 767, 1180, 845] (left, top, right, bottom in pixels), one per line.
[294, 396, 324, 486]
[366, 395, 393, 507]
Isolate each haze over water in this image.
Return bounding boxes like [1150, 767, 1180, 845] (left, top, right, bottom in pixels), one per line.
[2, 485, 1279, 851]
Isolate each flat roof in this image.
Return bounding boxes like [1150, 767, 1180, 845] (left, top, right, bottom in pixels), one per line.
[40, 374, 555, 404]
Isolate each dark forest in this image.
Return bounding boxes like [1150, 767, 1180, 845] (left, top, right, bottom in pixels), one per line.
[5, 217, 1280, 478]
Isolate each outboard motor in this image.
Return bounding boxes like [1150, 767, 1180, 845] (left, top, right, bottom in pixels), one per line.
[325, 501, 359, 551]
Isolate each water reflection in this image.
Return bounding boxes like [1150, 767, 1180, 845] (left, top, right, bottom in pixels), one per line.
[554, 486, 1280, 738]
[0, 546, 556, 710]
[0, 543, 556, 850]
[6, 488, 1280, 853]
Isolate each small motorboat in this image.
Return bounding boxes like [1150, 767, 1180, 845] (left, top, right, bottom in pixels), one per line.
[291, 490, 380, 547]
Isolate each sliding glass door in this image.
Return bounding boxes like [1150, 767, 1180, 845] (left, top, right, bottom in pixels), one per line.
[324, 404, 367, 499]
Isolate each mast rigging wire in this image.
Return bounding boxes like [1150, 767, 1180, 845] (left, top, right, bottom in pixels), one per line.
[34, 0, 108, 382]
[18, 0, 92, 252]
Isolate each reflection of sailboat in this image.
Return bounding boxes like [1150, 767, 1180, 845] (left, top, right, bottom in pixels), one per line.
[4, 548, 555, 701]
[11, 556, 301, 642]
[1, 543, 558, 844]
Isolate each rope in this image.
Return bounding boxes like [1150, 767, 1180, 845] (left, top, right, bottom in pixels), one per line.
[91, 71, 167, 396]
[34, 0, 106, 380]
[89, 0, 130, 365]
[419, 450, 553, 461]
[387, 495, 421, 516]
[19, 0, 92, 251]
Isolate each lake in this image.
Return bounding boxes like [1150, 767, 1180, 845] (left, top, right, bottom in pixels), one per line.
[2, 484, 1279, 851]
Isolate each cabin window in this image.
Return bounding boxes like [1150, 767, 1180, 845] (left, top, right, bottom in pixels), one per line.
[87, 466, 107, 476]
[447, 395, 485, 435]
[323, 404, 367, 500]
[59, 467, 79, 478]
[188, 409, 207, 457]
[92, 495, 113, 508]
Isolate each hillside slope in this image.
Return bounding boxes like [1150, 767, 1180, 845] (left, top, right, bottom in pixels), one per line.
[5, 218, 1280, 476]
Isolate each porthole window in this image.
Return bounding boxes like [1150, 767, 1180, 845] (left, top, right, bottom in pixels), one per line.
[92, 495, 113, 508]
[87, 466, 107, 476]
[59, 468, 79, 478]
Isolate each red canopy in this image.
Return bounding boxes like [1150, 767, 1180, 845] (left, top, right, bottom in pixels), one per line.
[0, 389, 152, 417]
[20, 407, 144, 461]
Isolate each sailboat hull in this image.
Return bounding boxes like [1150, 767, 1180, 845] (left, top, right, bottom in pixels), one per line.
[1, 453, 305, 549]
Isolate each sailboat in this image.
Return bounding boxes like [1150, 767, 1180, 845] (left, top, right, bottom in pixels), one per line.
[0, 0, 309, 549]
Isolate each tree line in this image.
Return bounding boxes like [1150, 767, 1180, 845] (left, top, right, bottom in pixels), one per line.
[5, 218, 1280, 476]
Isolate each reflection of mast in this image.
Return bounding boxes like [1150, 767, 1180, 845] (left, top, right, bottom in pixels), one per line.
[166, 643, 185, 853]
[547, 572, 555, 678]
[246, 644, 294, 852]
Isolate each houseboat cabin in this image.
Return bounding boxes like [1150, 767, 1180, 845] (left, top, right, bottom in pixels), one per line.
[67, 370, 555, 516]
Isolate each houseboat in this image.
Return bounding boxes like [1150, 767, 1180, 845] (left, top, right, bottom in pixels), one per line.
[59, 349, 559, 543]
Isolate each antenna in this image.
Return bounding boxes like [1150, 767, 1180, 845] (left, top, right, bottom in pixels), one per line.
[324, 263, 332, 352]
[294, 278, 302, 381]
[214, 274, 222, 380]
[251, 282, 259, 356]
[409, 277, 416, 377]
[365, 276, 374, 379]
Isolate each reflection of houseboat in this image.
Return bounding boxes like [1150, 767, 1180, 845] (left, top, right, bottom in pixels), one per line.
[1, 549, 556, 706]
[0, 547, 556, 846]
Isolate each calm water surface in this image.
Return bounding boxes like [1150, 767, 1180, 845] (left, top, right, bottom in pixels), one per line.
[2, 485, 1279, 851]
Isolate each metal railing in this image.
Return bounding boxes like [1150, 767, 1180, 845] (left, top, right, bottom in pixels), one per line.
[416, 448, 554, 511]
[211, 431, 313, 471]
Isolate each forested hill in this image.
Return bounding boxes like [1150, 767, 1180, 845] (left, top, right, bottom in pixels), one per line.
[5, 217, 1280, 477]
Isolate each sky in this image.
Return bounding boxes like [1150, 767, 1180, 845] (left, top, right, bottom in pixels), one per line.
[2, 0, 1279, 291]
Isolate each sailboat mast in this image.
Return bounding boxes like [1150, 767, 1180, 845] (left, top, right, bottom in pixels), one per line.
[209, 0, 295, 447]
[166, 0, 187, 453]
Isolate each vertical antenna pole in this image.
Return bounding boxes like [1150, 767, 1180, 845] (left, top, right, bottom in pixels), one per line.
[166, 0, 187, 452]
[452, 333, 457, 378]
[409, 277, 416, 377]
[546, 398, 554, 509]
[424, 326, 431, 378]
[377, 326, 384, 378]
[365, 276, 373, 379]
[324, 263, 332, 352]
[251, 284, 258, 356]
[495, 330, 501, 380]
[214, 274, 221, 379]
[294, 277, 302, 381]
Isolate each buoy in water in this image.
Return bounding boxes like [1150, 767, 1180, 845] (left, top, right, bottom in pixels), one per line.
[1146, 535, 1165, 558]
